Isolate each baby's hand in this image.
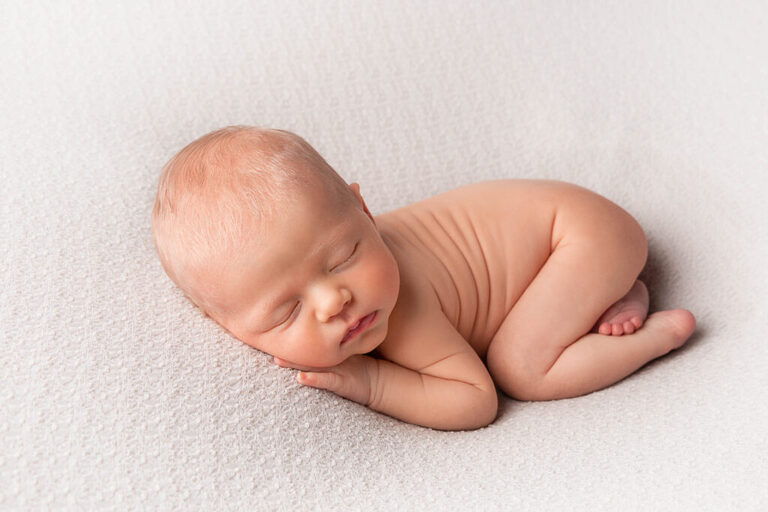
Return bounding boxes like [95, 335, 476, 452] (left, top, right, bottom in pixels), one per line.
[272, 355, 379, 406]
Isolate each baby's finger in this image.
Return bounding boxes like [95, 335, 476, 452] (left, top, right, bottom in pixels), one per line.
[296, 371, 337, 389]
[296, 371, 369, 405]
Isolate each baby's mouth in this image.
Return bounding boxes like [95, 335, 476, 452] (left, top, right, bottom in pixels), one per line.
[341, 311, 377, 344]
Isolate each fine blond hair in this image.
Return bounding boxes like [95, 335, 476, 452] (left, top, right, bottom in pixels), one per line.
[150, 125, 352, 312]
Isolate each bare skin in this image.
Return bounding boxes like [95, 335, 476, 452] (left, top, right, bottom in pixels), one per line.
[177, 130, 696, 430]
[200, 177, 695, 430]
[592, 279, 649, 335]
[374, 180, 696, 405]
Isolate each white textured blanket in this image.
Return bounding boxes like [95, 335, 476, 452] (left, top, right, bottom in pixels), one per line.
[2, 1, 767, 510]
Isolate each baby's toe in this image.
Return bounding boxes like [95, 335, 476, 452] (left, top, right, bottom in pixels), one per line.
[611, 323, 624, 336]
[630, 316, 643, 329]
[599, 322, 613, 335]
[623, 321, 636, 334]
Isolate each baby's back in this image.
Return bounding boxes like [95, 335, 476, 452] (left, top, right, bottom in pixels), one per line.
[376, 179, 563, 358]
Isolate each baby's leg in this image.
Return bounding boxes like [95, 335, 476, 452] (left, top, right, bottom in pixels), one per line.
[535, 307, 694, 399]
[486, 192, 695, 401]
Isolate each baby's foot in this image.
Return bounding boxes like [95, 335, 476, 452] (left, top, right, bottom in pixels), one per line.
[592, 280, 649, 336]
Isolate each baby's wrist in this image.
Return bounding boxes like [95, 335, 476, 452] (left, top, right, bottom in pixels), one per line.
[364, 356, 381, 407]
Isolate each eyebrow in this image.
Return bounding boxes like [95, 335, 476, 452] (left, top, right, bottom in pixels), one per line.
[305, 224, 351, 264]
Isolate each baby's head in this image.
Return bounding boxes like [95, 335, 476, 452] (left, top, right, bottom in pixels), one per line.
[151, 126, 400, 367]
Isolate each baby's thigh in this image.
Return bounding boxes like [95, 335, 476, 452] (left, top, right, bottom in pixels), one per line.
[487, 187, 648, 386]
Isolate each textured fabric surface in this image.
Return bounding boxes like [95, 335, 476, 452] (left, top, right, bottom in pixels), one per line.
[2, 1, 767, 510]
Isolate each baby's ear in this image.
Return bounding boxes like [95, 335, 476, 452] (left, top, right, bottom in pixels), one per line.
[348, 182, 364, 206]
[348, 182, 376, 224]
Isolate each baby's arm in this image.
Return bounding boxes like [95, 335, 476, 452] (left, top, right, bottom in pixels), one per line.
[283, 307, 497, 430]
[366, 305, 498, 431]
[368, 351, 497, 431]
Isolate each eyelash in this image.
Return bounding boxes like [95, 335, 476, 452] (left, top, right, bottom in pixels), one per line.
[276, 242, 358, 327]
[338, 242, 358, 268]
[279, 302, 300, 326]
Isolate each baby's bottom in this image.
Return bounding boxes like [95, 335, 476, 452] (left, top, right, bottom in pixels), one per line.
[486, 205, 696, 401]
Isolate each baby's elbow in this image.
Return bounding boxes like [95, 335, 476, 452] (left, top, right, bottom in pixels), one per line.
[461, 388, 498, 431]
[480, 390, 499, 428]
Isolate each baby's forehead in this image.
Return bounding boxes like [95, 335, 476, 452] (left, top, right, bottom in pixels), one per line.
[255, 186, 348, 235]
[262, 202, 348, 244]
[272, 179, 352, 218]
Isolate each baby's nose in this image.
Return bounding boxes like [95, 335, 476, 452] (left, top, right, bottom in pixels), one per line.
[315, 286, 352, 322]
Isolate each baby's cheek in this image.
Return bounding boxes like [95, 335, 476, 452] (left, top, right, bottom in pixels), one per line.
[377, 253, 400, 300]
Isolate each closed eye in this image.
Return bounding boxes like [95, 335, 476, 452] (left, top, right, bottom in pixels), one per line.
[332, 242, 358, 271]
[277, 302, 300, 327]
[345, 242, 358, 262]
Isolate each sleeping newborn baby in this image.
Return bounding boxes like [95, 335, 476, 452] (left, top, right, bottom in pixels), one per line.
[151, 126, 696, 430]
